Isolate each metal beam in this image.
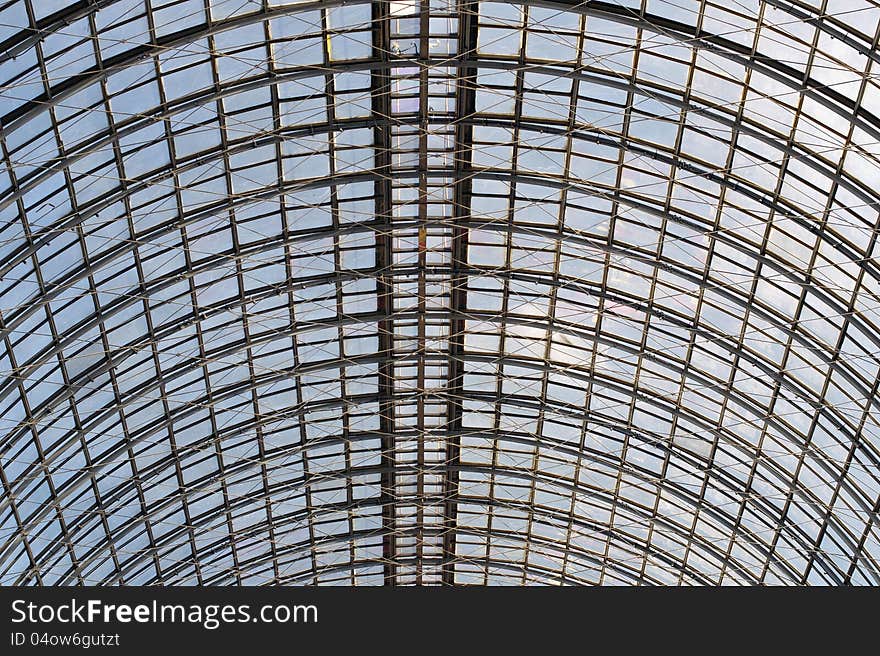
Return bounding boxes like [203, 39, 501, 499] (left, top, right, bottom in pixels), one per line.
[371, 0, 397, 586]
[442, 0, 479, 587]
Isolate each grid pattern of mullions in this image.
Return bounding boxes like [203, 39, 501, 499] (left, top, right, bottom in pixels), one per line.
[0, 0, 879, 586]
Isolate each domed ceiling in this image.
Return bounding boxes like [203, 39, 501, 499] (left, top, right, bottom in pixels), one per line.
[0, 0, 879, 585]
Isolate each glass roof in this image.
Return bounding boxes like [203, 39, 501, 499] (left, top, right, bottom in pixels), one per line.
[0, 0, 879, 586]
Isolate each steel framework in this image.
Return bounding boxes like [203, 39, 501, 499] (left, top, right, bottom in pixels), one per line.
[0, 0, 879, 585]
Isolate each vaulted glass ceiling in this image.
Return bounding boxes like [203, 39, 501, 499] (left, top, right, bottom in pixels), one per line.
[0, 0, 879, 586]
